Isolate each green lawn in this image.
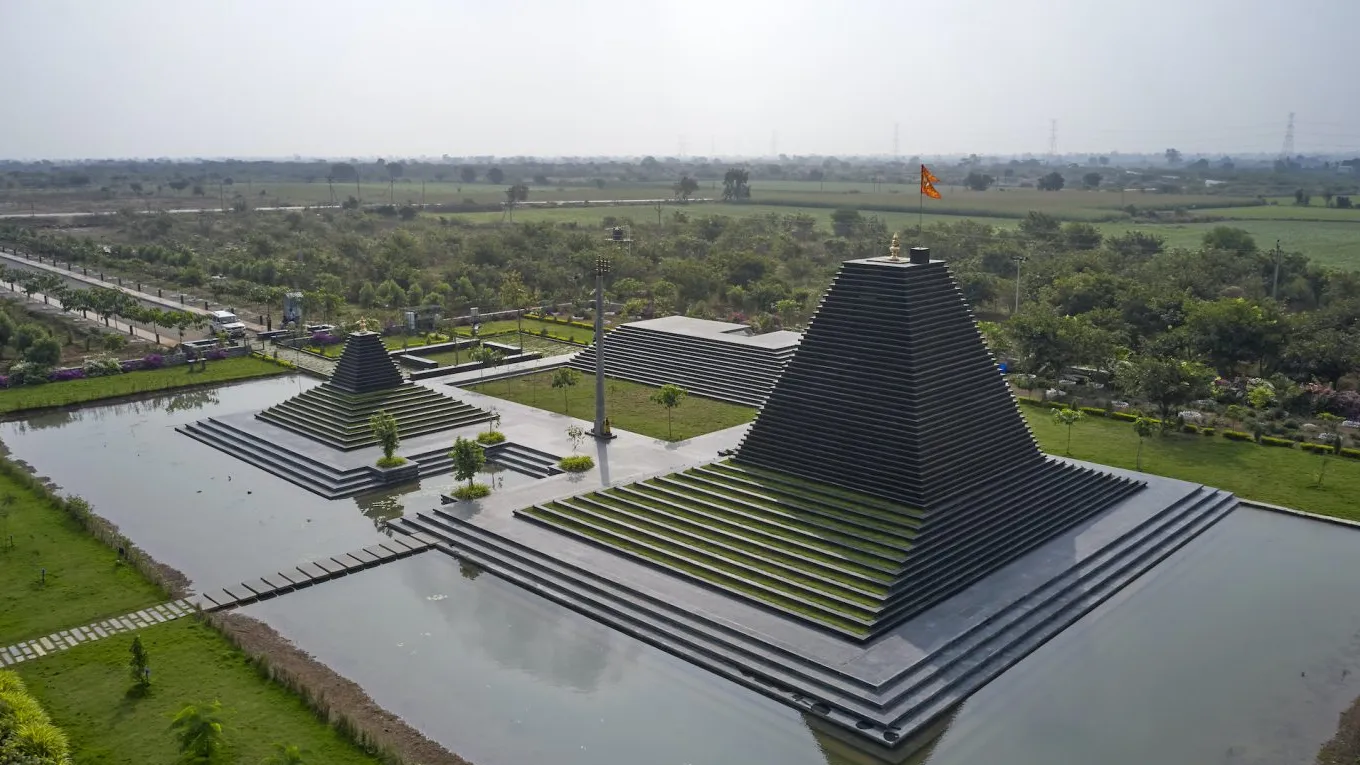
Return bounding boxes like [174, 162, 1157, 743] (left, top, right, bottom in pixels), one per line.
[1023, 406, 1360, 522]
[0, 356, 287, 415]
[0, 473, 165, 644]
[453, 317, 596, 344]
[15, 618, 382, 765]
[468, 371, 755, 441]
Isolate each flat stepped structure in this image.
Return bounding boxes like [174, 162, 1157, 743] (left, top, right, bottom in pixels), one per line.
[569, 316, 799, 407]
[256, 331, 491, 450]
[539, 252, 1142, 638]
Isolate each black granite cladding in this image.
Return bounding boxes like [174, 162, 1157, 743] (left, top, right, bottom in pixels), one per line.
[735, 256, 1144, 631]
[328, 331, 407, 393]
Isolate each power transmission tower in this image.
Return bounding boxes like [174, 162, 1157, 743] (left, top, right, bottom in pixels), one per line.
[1280, 112, 1295, 159]
[1048, 119, 1058, 161]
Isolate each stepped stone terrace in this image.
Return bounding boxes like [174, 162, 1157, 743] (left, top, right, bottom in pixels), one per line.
[394, 244, 1236, 757]
[179, 331, 497, 498]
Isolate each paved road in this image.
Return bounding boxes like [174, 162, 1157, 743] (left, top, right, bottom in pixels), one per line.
[0, 197, 715, 220]
[0, 281, 178, 347]
[0, 246, 265, 332]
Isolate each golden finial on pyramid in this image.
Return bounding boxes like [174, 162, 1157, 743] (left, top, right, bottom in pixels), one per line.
[889, 233, 901, 261]
[358, 316, 371, 332]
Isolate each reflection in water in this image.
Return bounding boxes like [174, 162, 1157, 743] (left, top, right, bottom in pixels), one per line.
[431, 552, 639, 694]
[353, 485, 415, 529]
[162, 389, 220, 413]
[804, 711, 951, 765]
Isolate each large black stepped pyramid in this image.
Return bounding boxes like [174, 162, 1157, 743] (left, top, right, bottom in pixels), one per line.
[527, 244, 1142, 640]
[257, 331, 491, 450]
[569, 317, 799, 407]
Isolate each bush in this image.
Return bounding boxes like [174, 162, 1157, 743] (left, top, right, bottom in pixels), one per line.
[140, 354, 164, 370]
[1180, 423, 1199, 434]
[1223, 430, 1253, 442]
[1300, 442, 1334, 454]
[0, 669, 73, 765]
[206, 348, 228, 361]
[6, 361, 50, 387]
[82, 356, 123, 377]
[1200, 428, 1215, 437]
[375, 455, 407, 468]
[48, 367, 85, 382]
[310, 331, 342, 346]
[558, 455, 595, 473]
[1260, 436, 1296, 448]
[1341, 448, 1360, 461]
[1078, 406, 1108, 417]
[1110, 411, 1140, 422]
[451, 483, 491, 500]
[476, 431, 506, 445]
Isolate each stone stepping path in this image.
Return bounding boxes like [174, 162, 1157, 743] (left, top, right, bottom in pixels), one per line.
[183, 531, 435, 613]
[0, 532, 436, 667]
[1, 599, 195, 666]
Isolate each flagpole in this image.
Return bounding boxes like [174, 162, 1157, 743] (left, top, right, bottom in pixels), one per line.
[918, 167, 924, 236]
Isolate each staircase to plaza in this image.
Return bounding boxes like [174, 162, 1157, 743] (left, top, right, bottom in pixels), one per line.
[568, 323, 796, 407]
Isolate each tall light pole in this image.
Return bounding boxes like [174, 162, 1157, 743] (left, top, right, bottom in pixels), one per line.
[1271, 239, 1283, 300]
[1012, 254, 1028, 314]
[592, 227, 627, 440]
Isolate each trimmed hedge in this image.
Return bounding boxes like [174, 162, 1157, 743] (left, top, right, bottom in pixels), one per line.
[1300, 443, 1337, 454]
[1079, 406, 1108, 417]
[1181, 424, 1200, 434]
[1223, 430, 1254, 442]
[1200, 428, 1216, 437]
[1110, 411, 1140, 422]
[1342, 448, 1360, 461]
[1260, 436, 1296, 448]
[558, 455, 595, 473]
[476, 431, 507, 445]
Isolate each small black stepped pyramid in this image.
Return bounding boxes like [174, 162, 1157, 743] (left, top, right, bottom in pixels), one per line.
[734, 240, 1144, 627]
[257, 331, 491, 450]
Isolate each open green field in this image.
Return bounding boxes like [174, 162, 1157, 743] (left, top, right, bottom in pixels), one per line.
[1093, 219, 1360, 270]
[0, 356, 287, 415]
[1200, 200, 1360, 221]
[1023, 405, 1360, 522]
[453, 317, 596, 343]
[15, 618, 382, 765]
[0, 472, 165, 644]
[468, 371, 756, 441]
[438, 202, 1018, 232]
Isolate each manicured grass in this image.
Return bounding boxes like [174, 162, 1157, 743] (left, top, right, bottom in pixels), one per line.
[467, 371, 755, 441]
[0, 474, 164, 644]
[1023, 405, 1360, 522]
[0, 357, 287, 415]
[15, 619, 381, 765]
[453, 317, 596, 344]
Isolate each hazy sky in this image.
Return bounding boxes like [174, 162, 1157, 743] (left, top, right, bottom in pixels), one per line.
[3, 0, 1358, 160]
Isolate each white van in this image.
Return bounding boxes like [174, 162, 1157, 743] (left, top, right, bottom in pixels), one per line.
[209, 310, 247, 338]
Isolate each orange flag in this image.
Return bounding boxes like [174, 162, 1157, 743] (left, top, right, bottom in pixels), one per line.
[920, 164, 942, 199]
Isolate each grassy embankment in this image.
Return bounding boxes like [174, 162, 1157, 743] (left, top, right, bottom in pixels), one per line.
[15, 619, 381, 765]
[0, 428, 383, 763]
[1023, 405, 1360, 522]
[0, 356, 287, 415]
[468, 370, 755, 441]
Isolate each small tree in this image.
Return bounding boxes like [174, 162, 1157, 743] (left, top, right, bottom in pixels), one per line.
[369, 410, 401, 466]
[263, 743, 305, 765]
[170, 701, 226, 764]
[1315, 413, 1342, 487]
[449, 436, 486, 488]
[650, 384, 688, 440]
[551, 367, 581, 415]
[1133, 417, 1155, 470]
[1052, 407, 1084, 455]
[565, 424, 586, 453]
[129, 635, 151, 689]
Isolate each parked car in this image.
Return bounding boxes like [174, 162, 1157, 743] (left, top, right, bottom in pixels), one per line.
[209, 310, 247, 338]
